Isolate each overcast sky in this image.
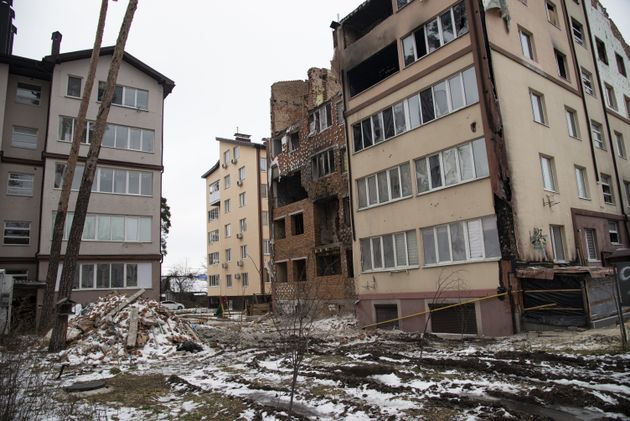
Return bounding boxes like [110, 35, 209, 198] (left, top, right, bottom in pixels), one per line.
[13, 0, 630, 274]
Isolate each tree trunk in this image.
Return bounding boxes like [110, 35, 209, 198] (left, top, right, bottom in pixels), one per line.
[48, 0, 139, 353]
[38, 0, 109, 334]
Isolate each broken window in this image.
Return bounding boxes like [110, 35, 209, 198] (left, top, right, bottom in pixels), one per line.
[555, 49, 569, 80]
[343, 196, 351, 226]
[312, 149, 336, 179]
[315, 198, 339, 245]
[595, 37, 608, 64]
[401, 2, 467, 66]
[347, 43, 399, 97]
[272, 136, 282, 157]
[273, 172, 308, 207]
[291, 213, 304, 235]
[317, 251, 341, 276]
[293, 259, 307, 282]
[274, 218, 286, 239]
[309, 103, 332, 135]
[342, 0, 393, 46]
[290, 131, 300, 151]
[276, 261, 288, 283]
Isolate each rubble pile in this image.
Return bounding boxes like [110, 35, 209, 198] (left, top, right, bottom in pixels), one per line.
[60, 294, 201, 364]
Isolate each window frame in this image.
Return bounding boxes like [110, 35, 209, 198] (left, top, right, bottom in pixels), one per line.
[67, 75, 82, 98]
[565, 107, 580, 139]
[550, 225, 566, 262]
[546, 1, 560, 27]
[608, 221, 621, 245]
[529, 90, 547, 125]
[601, 173, 614, 204]
[591, 120, 605, 149]
[3, 221, 31, 245]
[16, 82, 41, 106]
[615, 131, 626, 159]
[519, 27, 535, 60]
[584, 228, 599, 262]
[98, 81, 149, 110]
[540, 155, 557, 192]
[571, 18, 585, 47]
[7, 172, 34, 197]
[581, 68, 594, 96]
[11, 126, 38, 150]
[575, 165, 590, 199]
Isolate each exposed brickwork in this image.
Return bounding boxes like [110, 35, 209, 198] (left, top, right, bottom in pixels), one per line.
[270, 80, 308, 135]
[269, 68, 355, 307]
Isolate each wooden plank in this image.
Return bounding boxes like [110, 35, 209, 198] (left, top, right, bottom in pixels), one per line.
[126, 307, 139, 348]
[97, 289, 145, 326]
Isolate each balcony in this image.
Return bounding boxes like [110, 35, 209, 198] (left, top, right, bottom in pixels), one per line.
[209, 190, 220, 206]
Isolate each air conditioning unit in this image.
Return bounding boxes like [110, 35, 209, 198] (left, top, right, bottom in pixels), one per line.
[231, 158, 238, 165]
[221, 163, 228, 169]
[236, 179, 243, 186]
[234, 274, 241, 280]
[221, 263, 228, 269]
[236, 233, 243, 239]
[237, 260, 244, 267]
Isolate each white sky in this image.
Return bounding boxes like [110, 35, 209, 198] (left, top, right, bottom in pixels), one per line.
[12, 0, 630, 274]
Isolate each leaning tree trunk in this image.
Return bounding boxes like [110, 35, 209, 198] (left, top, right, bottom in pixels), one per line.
[48, 0, 139, 353]
[38, 0, 109, 334]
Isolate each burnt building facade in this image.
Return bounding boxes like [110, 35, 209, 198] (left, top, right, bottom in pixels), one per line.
[268, 68, 355, 309]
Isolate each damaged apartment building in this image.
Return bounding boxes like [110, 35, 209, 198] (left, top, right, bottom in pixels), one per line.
[332, 0, 630, 335]
[268, 68, 355, 309]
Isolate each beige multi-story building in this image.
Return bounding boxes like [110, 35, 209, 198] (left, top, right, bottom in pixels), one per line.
[0, 4, 174, 331]
[332, 0, 630, 335]
[202, 133, 270, 310]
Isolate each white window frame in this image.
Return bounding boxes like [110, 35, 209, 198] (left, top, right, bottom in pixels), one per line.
[608, 221, 621, 245]
[71, 262, 143, 290]
[540, 155, 557, 192]
[572, 18, 584, 46]
[584, 228, 599, 261]
[591, 121, 605, 149]
[240, 245, 248, 259]
[519, 28, 535, 60]
[3, 221, 30, 245]
[565, 107, 580, 139]
[239, 192, 246, 207]
[581, 68, 594, 96]
[98, 81, 148, 110]
[550, 225, 566, 262]
[601, 173, 614, 204]
[225, 223, 232, 238]
[360, 230, 419, 272]
[615, 132, 626, 159]
[209, 274, 219, 288]
[530, 90, 546, 124]
[605, 83, 618, 110]
[357, 162, 412, 209]
[575, 166, 589, 199]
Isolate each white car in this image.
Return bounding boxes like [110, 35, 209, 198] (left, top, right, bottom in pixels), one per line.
[160, 300, 184, 311]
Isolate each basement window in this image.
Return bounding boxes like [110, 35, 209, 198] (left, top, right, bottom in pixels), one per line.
[429, 302, 478, 334]
[347, 43, 399, 97]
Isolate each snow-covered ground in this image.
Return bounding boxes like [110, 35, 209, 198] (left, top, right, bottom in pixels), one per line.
[3, 313, 630, 420]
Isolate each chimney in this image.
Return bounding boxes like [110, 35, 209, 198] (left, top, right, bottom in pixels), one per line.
[0, 0, 16, 55]
[234, 133, 251, 142]
[51, 31, 62, 56]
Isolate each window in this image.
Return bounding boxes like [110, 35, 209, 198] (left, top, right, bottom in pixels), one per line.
[601, 173, 614, 204]
[615, 132, 626, 159]
[336, 101, 345, 125]
[223, 149, 230, 165]
[415, 138, 488, 195]
[208, 252, 220, 265]
[233, 146, 240, 160]
[581, 68, 594, 95]
[54, 164, 153, 196]
[289, 132, 300, 151]
[357, 162, 412, 208]
[261, 184, 268, 198]
[3, 221, 30, 245]
[546, 1, 559, 26]
[226, 274, 232, 288]
[565, 108, 580, 138]
[555, 49, 569, 80]
[209, 275, 219, 287]
[591, 121, 605, 149]
[291, 213, 304, 235]
[312, 149, 335, 179]
[239, 218, 247, 233]
[540, 156, 556, 192]
[224, 175, 231, 189]
[225, 248, 232, 262]
[224, 199, 231, 213]
[260, 157, 268, 171]
[238, 166, 246, 181]
[309, 103, 332, 135]
[71, 262, 143, 290]
[401, 2, 468, 66]
[11, 126, 38, 149]
[56, 213, 150, 242]
[67, 76, 82, 97]
[422, 215, 500, 265]
[262, 211, 269, 226]
[584, 229, 598, 261]
[263, 240, 270, 255]
[7, 173, 34, 196]
[240, 245, 248, 259]
[16, 83, 41, 105]
[575, 166, 589, 199]
[209, 229, 219, 243]
[360, 230, 419, 271]
[225, 223, 232, 237]
[5, 270, 28, 282]
[530, 91, 546, 124]
[242, 273, 249, 287]
[604, 84, 618, 110]
[571, 18, 584, 46]
[519, 28, 535, 60]
[352, 67, 478, 153]
[397, 0, 411, 9]
[101, 121, 154, 152]
[625, 181, 630, 207]
[239, 192, 246, 207]
[98, 82, 148, 110]
[59, 116, 93, 144]
[609, 221, 620, 244]
[550, 225, 566, 262]
[340, 148, 348, 173]
[274, 218, 286, 239]
[595, 37, 608, 64]
[616, 53, 627, 77]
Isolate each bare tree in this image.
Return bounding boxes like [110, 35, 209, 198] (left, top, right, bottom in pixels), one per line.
[48, 0, 139, 352]
[271, 273, 324, 415]
[38, 0, 109, 334]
